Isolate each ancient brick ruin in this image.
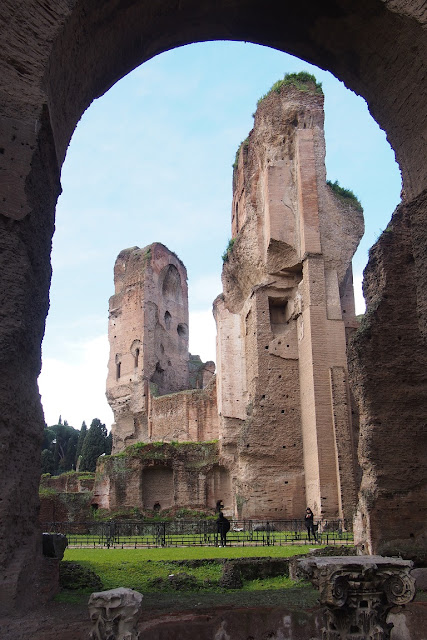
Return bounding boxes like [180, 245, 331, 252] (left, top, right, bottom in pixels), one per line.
[106, 243, 216, 451]
[1, 0, 426, 617]
[104, 80, 363, 523]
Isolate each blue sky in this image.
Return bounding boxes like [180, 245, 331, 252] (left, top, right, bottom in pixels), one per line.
[38, 41, 401, 430]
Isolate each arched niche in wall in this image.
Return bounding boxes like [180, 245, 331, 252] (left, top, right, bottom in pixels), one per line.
[206, 465, 232, 511]
[161, 265, 183, 305]
[141, 466, 174, 510]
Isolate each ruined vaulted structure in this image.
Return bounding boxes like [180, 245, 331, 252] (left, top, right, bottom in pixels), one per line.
[215, 80, 363, 522]
[1, 0, 426, 615]
[104, 80, 363, 524]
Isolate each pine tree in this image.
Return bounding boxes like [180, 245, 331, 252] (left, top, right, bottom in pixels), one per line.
[43, 421, 79, 474]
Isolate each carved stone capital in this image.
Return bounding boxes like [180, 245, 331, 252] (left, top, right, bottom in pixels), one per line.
[298, 556, 415, 639]
[88, 587, 143, 640]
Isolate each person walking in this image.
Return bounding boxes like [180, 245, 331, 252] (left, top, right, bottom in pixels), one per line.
[304, 507, 317, 542]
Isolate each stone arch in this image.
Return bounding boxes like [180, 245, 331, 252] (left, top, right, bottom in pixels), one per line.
[1, 0, 426, 612]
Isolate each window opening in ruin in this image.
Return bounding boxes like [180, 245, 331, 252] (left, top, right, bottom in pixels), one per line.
[134, 348, 139, 368]
[269, 297, 288, 335]
[164, 311, 171, 330]
[177, 323, 187, 337]
[153, 502, 161, 512]
[116, 361, 121, 380]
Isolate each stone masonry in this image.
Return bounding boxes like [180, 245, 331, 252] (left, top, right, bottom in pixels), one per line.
[106, 243, 216, 452]
[214, 81, 363, 522]
[105, 80, 363, 523]
[1, 0, 426, 613]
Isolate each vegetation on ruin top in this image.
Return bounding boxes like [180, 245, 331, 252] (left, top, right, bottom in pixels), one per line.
[222, 237, 236, 262]
[232, 73, 322, 170]
[232, 137, 249, 170]
[104, 439, 219, 462]
[327, 179, 363, 212]
[256, 71, 323, 107]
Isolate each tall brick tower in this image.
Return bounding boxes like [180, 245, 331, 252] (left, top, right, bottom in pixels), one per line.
[106, 243, 190, 451]
[214, 75, 364, 522]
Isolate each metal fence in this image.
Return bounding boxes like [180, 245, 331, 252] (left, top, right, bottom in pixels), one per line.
[42, 518, 353, 548]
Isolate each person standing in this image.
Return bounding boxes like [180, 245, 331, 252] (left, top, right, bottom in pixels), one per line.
[217, 511, 230, 547]
[304, 507, 317, 542]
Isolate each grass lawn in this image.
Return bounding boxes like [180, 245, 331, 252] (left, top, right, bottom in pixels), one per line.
[62, 545, 315, 599]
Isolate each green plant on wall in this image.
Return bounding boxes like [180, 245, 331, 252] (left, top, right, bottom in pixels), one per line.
[257, 71, 323, 107]
[326, 180, 363, 212]
[222, 238, 235, 262]
[232, 137, 249, 170]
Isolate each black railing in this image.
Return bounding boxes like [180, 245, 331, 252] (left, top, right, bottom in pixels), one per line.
[42, 518, 353, 548]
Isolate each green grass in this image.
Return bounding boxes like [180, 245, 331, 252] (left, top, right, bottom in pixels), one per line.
[62, 545, 311, 595]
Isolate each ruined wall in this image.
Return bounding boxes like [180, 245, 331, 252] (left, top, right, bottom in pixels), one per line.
[1, 0, 427, 613]
[39, 473, 95, 523]
[149, 378, 219, 443]
[216, 82, 363, 521]
[349, 198, 427, 553]
[107, 243, 217, 451]
[92, 442, 231, 513]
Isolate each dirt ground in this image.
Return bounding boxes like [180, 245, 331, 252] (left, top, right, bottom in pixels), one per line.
[0, 588, 318, 640]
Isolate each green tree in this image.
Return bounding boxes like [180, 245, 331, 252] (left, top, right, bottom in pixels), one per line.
[75, 421, 88, 464]
[41, 449, 55, 475]
[43, 421, 79, 474]
[79, 419, 108, 472]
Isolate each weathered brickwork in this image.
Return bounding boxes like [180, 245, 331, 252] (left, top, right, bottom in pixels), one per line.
[1, 0, 426, 613]
[105, 82, 363, 524]
[216, 83, 363, 521]
[106, 243, 215, 451]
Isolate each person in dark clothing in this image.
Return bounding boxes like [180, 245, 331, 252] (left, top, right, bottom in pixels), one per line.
[216, 499, 224, 513]
[304, 507, 317, 542]
[216, 511, 230, 547]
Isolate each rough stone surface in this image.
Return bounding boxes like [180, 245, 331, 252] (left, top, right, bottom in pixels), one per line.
[349, 199, 427, 554]
[298, 555, 416, 639]
[215, 84, 363, 522]
[0, 0, 426, 615]
[107, 243, 216, 452]
[89, 587, 143, 640]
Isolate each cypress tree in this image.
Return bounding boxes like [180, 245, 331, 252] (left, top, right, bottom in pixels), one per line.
[79, 419, 107, 472]
[75, 421, 88, 464]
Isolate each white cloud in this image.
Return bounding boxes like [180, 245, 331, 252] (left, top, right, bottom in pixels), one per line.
[39, 334, 113, 430]
[39, 312, 217, 431]
[189, 309, 217, 363]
